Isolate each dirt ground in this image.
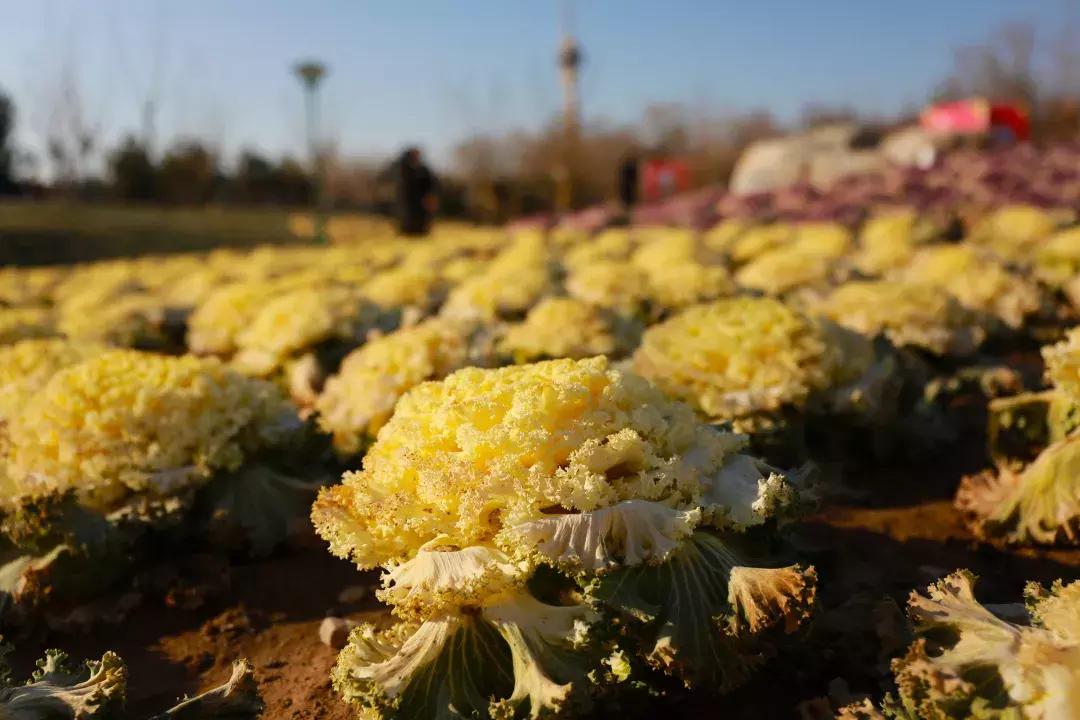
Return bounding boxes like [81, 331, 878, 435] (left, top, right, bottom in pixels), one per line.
[11, 542, 371, 720]
[6, 424, 1076, 720]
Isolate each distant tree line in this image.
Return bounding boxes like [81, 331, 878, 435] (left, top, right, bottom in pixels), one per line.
[0, 108, 316, 207]
[108, 136, 313, 206]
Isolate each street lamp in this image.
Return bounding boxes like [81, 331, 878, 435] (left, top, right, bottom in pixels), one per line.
[294, 60, 328, 243]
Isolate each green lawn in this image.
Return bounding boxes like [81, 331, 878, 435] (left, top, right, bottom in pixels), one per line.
[0, 201, 311, 265]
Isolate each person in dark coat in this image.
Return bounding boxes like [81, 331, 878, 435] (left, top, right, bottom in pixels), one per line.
[389, 147, 439, 236]
[618, 152, 640, 210]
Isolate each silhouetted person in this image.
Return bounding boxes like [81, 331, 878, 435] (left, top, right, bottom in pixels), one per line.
[618, 153, 639, 210]
[388, 147, 438, 236]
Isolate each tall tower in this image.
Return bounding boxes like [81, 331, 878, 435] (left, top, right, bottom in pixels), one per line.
[555, 0, 582, 212]
[557, 2, 583, 132]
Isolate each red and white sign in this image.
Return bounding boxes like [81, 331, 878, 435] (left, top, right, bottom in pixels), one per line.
[642, 158, 690, 202]
[921, 99, 991, 135]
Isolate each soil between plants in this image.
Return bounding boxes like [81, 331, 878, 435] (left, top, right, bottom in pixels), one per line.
[9, 432, 1080, 720]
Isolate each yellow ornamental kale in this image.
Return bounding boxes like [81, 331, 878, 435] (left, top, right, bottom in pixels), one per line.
[632, 297, 876, 420]
[0, 340, 109, 502]
[187, 281, 280, 356]
[846, 571, 1080, 719]
[0, 639, 262, 719]
[313, 357, 816, 718]
[735, 248, 835, 297]
[564, 260, 650, 315]
[1043, 328, 1080, 406]
[439, 264, 555, 321]
[1009, 327, 1080, 447]
[498, 297, 642, 364]
[787, 222, 853, 257]
[957, 432, 1080, 546]
[360, 264, 447, 314]
[440, 255, 488, 284]
[701, 219, 751, 255]
[0, 306, 56, 345]
[48, 261, 136, 310]
[4, 350, 297, 511]
[895, 245, 1045, 330]
[0, 339, 106, 424]
[0, 643, 126, 718]
[1034, 226, 1080, 307]
[47, 260, 180, 349]
[563, 229, 635, 267]
[59, 292, 173, 348]
[816, 280, 985, 356]
[729, 223, 795, 264]
[440, 235, 558, 322]
[629, 230, 701, 269]
[312, 357, 740, 564]
[152, 262, 232, 310]
[968, 205, 1066, 261]
[733, 223, 852, 296]
[852, 210, 939, 276]
[316, 318, 493, 453]
[0, 266, 66, 307]
[641, 262, 735, 313]
[958, 329, 1080, 545]
[232, 284, 393, 377]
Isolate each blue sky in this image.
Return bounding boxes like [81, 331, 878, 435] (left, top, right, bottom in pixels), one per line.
[0, 0, 1074, 171]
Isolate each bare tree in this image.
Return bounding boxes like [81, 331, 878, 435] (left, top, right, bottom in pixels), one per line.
[1049, 10, 1080, 98]
[799, 104, 858, 129]
[14, 3, 111, 191]
[938, 21, 1038, 107]
[43, 59, 102, 190]
[642, 103, 690, 153]
[108, 2, 170, 160]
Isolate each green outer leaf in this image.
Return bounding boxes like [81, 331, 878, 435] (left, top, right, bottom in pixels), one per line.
[0, 648, 126, 719]
[194, 465, 324, 556]
[0, 489, 193, 615]
[335, 614, 514, 720]
[483, 592, 597, 718]
[986, 390, 1076, 466]
[334, 588, 600, 720]
[401, 616, 511, 719]
[0, 491, 114, 553]
[589, 531, 763, 691]
[0, 543, 129, 620]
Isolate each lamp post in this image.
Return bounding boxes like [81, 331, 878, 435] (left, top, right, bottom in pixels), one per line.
[294, 60, 328, 243]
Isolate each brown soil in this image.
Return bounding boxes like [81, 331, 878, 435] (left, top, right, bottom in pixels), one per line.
[9, 434, 1080, 719]
[11, 541, 378, 719]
